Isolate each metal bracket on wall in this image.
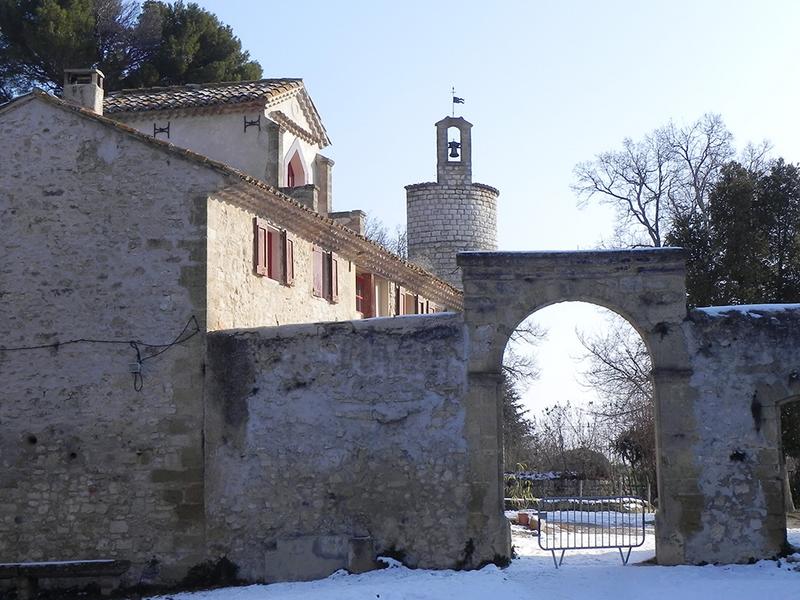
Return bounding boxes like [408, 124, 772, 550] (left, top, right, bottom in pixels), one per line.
[153, 122, 170, 139]
[244, 114, 261, 132]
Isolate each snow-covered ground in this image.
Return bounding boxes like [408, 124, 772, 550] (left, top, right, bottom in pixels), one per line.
[147, 526, 800, 600]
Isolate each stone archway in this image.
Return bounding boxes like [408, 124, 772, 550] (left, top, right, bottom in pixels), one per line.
[456, 249, 694, 565]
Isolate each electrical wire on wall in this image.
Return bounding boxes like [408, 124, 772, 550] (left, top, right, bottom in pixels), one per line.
[0, 316, 201, 392]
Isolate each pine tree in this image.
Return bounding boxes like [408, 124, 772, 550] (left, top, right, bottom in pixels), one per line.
[501, 373, 533, 468]
[0, 0, 262, 101]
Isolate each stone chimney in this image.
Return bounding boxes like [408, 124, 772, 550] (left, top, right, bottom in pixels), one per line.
[329, 210, 366, 235]
[63, 68, 105, 115]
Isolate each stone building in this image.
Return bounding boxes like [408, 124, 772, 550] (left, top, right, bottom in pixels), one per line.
[0, 73, 462, 589]
[76, 68, 454, 321]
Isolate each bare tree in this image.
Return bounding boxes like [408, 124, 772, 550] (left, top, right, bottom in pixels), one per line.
[363, 214, 408, 258]
[576, 315, 656, 490]
[574, 114, 770, 247]
[665, 113, 735, 227]
[502, 319, 545, 386]
[740, 140, 774, 177]
[573, 132, 674, 247]
[525, 401, 610, 476]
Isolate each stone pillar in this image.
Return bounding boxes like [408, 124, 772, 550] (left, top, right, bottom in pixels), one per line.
[329, 210, 366, 235]
[280, 184, 319, 212]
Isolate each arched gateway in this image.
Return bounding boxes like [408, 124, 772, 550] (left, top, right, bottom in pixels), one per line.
[457, 248, 695, 565]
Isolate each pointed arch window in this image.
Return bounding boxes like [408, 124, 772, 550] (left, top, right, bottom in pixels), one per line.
[286, 150, 306, 188]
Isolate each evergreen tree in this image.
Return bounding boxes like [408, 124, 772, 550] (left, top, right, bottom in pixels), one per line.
[501, 372, 533, 468]
[666, 160, 800, 307]
[121, 1, 262, 88]
[0, 0, 262, 101]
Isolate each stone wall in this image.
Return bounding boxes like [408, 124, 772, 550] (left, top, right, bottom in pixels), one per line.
[679, 306, 800, 562]
[406, 182, 498, 289]
[118, 110, 275, 183]
[0, 97, 223, 583]
[203, 314, 482, 582]
[206, 195, 360, 330]
[114, 95, 324, 197]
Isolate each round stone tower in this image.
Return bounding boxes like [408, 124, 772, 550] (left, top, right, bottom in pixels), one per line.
[405, 116, 498, 289]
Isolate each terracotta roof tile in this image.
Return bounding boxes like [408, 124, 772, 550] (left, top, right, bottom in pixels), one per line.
[104, 78, 303, 114]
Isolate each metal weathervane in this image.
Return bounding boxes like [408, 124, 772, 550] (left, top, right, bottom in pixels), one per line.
[451, 86, 465, 116]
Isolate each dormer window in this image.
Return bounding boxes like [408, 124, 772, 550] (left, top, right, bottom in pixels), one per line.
[286, 150, 306, 188]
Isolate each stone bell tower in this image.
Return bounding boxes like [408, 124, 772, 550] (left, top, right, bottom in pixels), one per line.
[405, 116, 499, 289]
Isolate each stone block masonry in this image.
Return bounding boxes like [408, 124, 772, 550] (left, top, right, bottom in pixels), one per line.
[679, 306, 800, 563]
[204, 313, 508, 582]
[0, 97, 222, 586]
[405, 116, 498, 290]
[457, 250, 800, 566]
[406, 182, 498, 289]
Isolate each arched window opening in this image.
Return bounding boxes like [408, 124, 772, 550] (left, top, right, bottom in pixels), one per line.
[286, 150, 306, 188]
[446, 126, 462, 162]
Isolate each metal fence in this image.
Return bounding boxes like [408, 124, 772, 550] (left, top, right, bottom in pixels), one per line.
[506, 473, 654, 506]
[536, 496, 647, 567]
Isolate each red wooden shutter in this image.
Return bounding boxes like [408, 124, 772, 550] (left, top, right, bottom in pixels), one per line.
[283, 230, 294, 285]
[267, 229, 275, 278]
[254, 217, 268, 276]
[312, 246, 323, 297]
[364, 273, 373, 317]
[330, 253, 339, 303]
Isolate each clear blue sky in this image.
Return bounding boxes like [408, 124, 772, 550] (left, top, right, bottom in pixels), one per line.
[197, 0, 800, 415]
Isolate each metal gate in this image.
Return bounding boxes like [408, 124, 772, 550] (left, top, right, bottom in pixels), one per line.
[536, 496, 647, 567]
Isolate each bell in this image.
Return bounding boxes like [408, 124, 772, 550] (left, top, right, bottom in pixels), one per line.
[448, 140, 461, 158]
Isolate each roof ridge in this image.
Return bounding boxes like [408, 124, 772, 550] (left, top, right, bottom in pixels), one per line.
[107, 77, 303, 97]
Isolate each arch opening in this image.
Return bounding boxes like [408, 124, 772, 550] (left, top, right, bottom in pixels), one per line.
[501, 301, 657, 556]
[458, 247, 688, 565]
[446, 127, 462, 162]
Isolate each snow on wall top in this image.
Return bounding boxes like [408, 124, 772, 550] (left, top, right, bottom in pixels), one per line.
[695, 304, 800, 318]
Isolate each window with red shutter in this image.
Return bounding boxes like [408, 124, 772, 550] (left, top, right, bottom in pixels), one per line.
[254, 217, 291, 283]
[355, 272, 374, 317]
[266, 229, 275, 278]
[395, 286, 404, 315]
[312, 246, 324, 297]
[283, 231, 294, 286]
[254, 217, 268, 276]
[330, 253, 339, 303]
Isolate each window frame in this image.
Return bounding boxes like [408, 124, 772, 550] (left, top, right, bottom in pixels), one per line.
[254, 217, 294, 286]
[312, 246, 338, 303]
